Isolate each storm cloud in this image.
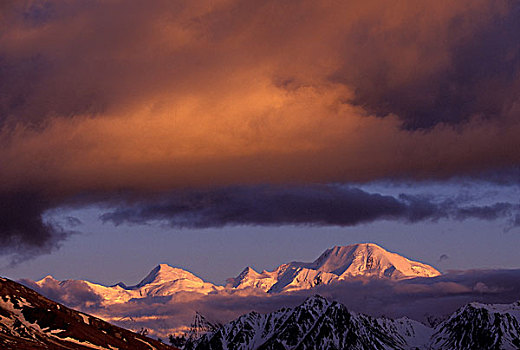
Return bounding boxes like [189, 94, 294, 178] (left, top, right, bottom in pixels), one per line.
[100, 185, 520, 228]
[337, 1, 520, 129]
[2, 0, 520, 255]
[0, 191, 68, 262]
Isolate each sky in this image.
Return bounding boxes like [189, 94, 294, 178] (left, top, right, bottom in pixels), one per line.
[1, 0, 520, 287]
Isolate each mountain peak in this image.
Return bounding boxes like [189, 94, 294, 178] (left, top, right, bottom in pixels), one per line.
[336, 242, 380, 249]
[135, 264, 202, 288]
[239, 266, 258, 277]
[35, 275, 57, 285]
[232, 243, 441, 293]
[323, 243, 386, 257]
[226, 266, 272, 289]
[312, 243, 440, 279]
[41, 274, 57, 281]
[301, 294, 331, 309]
[233, 266, 260, 281]
[187, 294, 434, 350]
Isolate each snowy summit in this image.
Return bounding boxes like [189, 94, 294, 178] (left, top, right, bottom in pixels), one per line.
[229, 243, 441, 293]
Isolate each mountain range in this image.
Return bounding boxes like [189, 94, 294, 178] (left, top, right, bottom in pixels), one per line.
[5, 271, 520, 349]
[185, 295, 520, 350]
[32, 243, 441, 304]
[10, 243, 520, 348]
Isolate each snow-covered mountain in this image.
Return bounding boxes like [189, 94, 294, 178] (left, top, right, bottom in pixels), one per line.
[35, 263, 223, 305]
[228, 243, 440, 293]
[0, 276, 174, 349]
[124, 264, 222, 297]
[185, 295, 433, 350]
[430, 301, 520, 350]
[32, 244, 440, 305]
[185, 296, 520, 350]
[23, 243, 443, 338]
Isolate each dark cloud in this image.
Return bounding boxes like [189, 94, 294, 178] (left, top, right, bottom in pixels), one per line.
[454, 202, 517, 221]
[1, 183, 518, 262]
[336, 2, 520, 129]
[100, 185, 520, 228]
[101, 185, 408, 227]
[0, 184, 498, 263]
[0, 191, 69, 263]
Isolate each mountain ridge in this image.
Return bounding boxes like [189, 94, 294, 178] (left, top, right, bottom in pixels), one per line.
[229, 243, 441, 293]
[32, 243, 440, 303]
[185, 295, 520, 350]
[24, 243, 443, 338]
[185, 295, 433, 350]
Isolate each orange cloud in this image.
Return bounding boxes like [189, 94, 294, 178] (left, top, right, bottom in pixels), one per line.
[1, 0, 520, 256]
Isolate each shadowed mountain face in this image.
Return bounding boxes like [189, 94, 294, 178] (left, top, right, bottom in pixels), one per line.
[0, 277, 175, 349]
[186, 295, 432, 350]
[186, 296, 520, 350]
[430, 302, 520, 350]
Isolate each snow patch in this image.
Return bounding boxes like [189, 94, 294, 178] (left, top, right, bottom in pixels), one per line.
[60, 337, 111, 350]
[79, 312, 90, 325]
[135, 337, 157, 350]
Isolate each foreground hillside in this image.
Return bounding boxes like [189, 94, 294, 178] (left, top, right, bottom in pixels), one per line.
[0, 277, 174, 349]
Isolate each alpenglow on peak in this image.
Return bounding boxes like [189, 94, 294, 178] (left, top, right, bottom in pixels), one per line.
[229, 243, 441, 293]
[32, 243, 440, 306]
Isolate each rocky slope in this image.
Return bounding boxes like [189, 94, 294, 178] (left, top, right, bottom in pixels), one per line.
[430, 301, 520, 350]
[0, 276, 175, 349]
